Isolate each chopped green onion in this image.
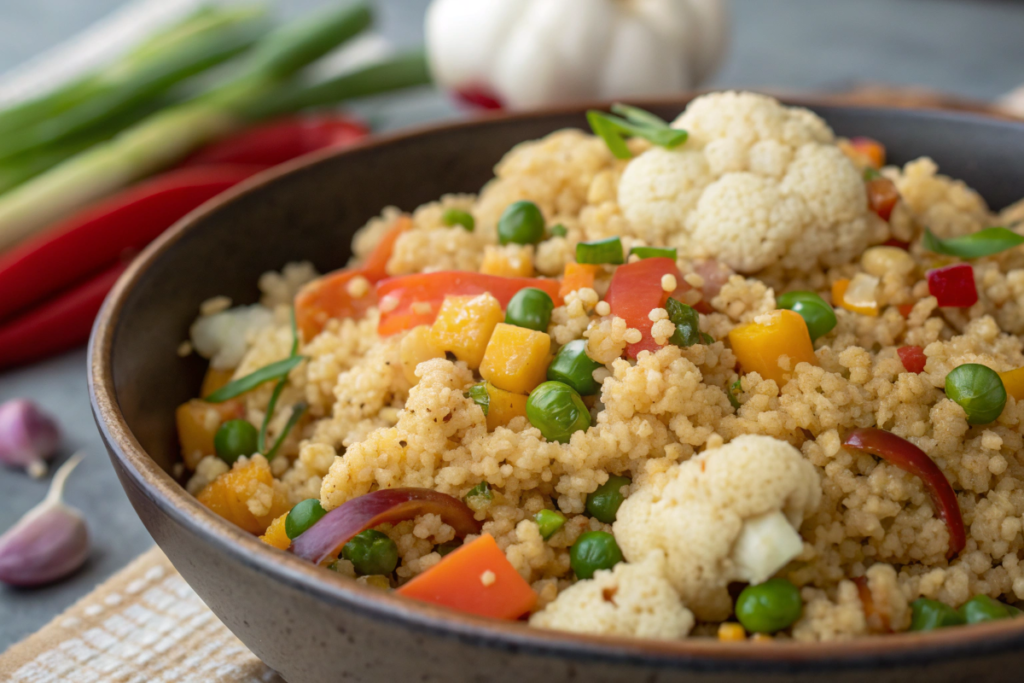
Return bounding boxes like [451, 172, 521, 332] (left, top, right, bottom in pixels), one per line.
[264, 401, 308, 461]
[465, 482, 493, 502]
[665, 297, 701, 347]
[465, 383, 490, 416]
[534, 509, 567, 540]
[549, 224, 568, 238]
[576, 237, 624, 265]
[728, 378, 742, 410]
[922, 226, 1024, 259]
[863, 168, 883, 181]
[258, 309, 301, 453]
[441, 208, 474, 232]
[610, 103, 670, 129]
[206, 355, 305, 403]
[629, 246, 677, 260]
[586, 109, 688, 160]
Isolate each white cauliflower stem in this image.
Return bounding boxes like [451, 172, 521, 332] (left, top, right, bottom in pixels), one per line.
[613, 434, 822, 621]
[529, 552, 694, 639]
[618, 91, 888, 272]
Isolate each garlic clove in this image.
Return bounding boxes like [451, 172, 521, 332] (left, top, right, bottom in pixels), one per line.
[0, 399, 61, 478]
[0, 453, 89, 587]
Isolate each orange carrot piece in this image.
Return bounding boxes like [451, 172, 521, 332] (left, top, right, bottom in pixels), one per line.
[396, 534, 537, 620]
[559, 263, 601, 298]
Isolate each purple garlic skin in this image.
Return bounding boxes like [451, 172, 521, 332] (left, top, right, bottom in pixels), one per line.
[0, 399, 61, 478]
[0, 453, 88, 587]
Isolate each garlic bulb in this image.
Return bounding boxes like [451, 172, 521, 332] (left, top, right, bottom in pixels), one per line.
[426, 0, 731, 110]
[0, 398, 61, 477]
[0, 453, 89, 587]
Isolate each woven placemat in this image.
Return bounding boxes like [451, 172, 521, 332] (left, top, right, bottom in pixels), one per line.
[0, 547, 282, 683]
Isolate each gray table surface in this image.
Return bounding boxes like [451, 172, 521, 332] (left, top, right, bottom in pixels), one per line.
[2, 0, 1023, 653]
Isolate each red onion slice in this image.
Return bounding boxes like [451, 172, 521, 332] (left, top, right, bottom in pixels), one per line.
[290, 488, 481, 565]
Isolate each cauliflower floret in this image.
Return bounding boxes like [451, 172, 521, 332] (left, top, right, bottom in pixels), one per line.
[190, 304, 274, 370]
[618, 91, 887, 273]
[529, 552, 694, 640]
[613, 434, 822, 621]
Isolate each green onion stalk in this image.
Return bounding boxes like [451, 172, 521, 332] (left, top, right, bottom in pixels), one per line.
[0, 5, 271, 151]
[0, 2, 431, 252]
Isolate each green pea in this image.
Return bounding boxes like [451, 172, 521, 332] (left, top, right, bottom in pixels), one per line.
[214, 420, 258, 464]
[776, 291, 837, 342]
[464, 481, 493, 502]
[586, 475, 631, 524]
[534, 509, 567, 539]
[547, 340, 604, 396]
[498, 201, 545, 245]
[735, 579, 803, 633]
[549, 224, 568, 238]
[505, 288, 554, 332]
[570, 531, 623, 579]
[665, 297, 701, 347]
[342, 529, 399, 575]
[958, 595, 1013, 624]
[441, 208, 475, 231]
[285, 499, 327, 540]
[526, 381, 591, 444]
[465, 383, 490, 416]
[945, 363, 1007, 425]
[910, 598, 965, 631]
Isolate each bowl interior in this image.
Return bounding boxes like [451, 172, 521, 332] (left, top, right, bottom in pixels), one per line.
[109, 102, 1024, 474]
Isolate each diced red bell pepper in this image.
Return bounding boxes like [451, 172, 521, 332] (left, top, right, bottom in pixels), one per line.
[605, 257, 697, 358]
[867, 177, 899, 221]
[377, 272, 562, 336]
[843, 428, 965, 559]
[295, 217, 412, 340]
[0, 261, 128, 369]
[182, 115, 369, 168]
[897, 345, 927, 374]
[927, 263, 977, 308]
[0, 164, 265, 324]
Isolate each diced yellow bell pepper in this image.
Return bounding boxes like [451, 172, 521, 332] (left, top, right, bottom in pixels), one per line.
[480, 245, 534, 277]
[999, 367, 1024, 401]
[197, 458, 291, 535]
[400, 325, 446, 384]
[480, 323, 551, 394]
[430, 293, 504, 369]
[175, 398, 244, 470]
[832, 278, 879, 317]
[201, 366, 235, 398]
[728, 309, 818, 386]
[259, 513, 292, 550]
[484, 382, 529, 430]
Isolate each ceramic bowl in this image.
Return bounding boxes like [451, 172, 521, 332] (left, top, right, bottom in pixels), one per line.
[89, 100, 1024, 683]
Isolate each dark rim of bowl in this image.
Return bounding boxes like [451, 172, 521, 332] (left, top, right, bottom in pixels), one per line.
[89, 96, 1024, 671]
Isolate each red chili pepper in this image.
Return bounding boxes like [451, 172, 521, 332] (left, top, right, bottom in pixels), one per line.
[605, 257, 701, 358]
[0, 262, 127, 369]
[897, 345, 927, 373]
[927, 263, 978, 308]
[0, 164, 265, 324]
[852, 576, 893, 633]
[867, 177, 900, 221]
[454, 86, 504, 111]
[843, 428, 965, 559]
[377, 271, 563, 337]
[182, 115, 369, 168]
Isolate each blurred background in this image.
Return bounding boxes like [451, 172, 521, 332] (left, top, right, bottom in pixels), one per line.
[0, 0, 1022, 651]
